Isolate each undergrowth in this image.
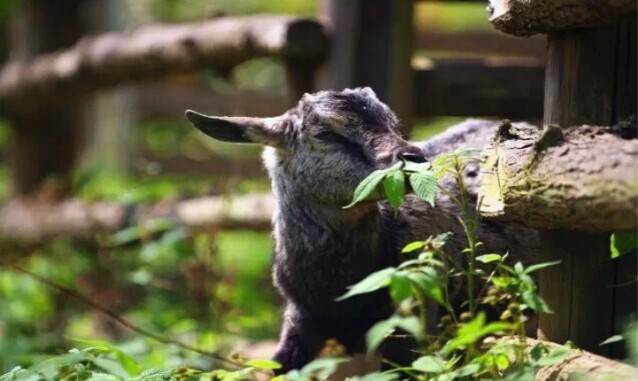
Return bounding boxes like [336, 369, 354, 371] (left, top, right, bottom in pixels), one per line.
[2, 149, 635, 381]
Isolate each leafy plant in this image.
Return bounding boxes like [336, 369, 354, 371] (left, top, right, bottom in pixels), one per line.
[338, 149, 566, 380]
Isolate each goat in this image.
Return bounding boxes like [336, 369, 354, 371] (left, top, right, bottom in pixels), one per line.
[185, 87, 538, 373]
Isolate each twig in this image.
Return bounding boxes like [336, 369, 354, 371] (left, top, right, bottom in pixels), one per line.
[7, 264, 269, 373]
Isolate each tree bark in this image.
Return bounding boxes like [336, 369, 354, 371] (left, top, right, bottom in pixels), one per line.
[502, 337, 637, 381]
[0, 193, 273, 257]
[479, 121, 638, 232]
[0, 15, 329, 113]
[488, 0, 637, 36]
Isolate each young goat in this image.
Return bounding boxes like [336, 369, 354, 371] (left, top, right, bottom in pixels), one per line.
[185, 88, 538, 373]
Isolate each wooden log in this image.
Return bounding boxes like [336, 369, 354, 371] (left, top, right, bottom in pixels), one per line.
[0, 15, 329, 113]
[502, 337, 637, 381]
[488, 0, 637, 36]
[534, 21, 635, 358]
[0, 193, 273, 256]
[414, 59, 544, 119]
[320, 0, 414, 132]
[415, 31, 547, 59]
[479, 121, 638, 231]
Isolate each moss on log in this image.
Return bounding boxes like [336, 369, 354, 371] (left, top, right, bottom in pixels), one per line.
[479, 121, 638, 231]
[488, 0, 637, 36]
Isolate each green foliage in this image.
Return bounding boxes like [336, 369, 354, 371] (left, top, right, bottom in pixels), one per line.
[337, 150, 569, 380]
[344, 160, 438, 213]
[610, 232, 637, 259]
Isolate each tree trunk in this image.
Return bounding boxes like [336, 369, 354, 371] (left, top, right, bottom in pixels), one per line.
[320, 0, 414, 133]
[6, 0, 91, 195]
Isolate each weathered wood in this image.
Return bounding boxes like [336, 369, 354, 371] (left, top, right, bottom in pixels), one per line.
[320, 0, 414, 131]
[414, 60, 544, 119]
[415, 31, 547, 59]
[6, 0, 91, 195]
[0, 15, 329, 113]
[536, 231, 616, 357]
[533, 20, 637, 358]
[0, 193, 273, 255]
[510, 337, 637, 380]
[488, 0, 637, 36]
[479, 122, 638, 231]
[136, 83, 289, 119]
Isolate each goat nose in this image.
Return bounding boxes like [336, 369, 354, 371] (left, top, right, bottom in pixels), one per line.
[397, 148, 428, 163]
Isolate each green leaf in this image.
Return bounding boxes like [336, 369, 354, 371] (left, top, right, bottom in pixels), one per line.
[430, 232, 453, 250]
[87, 373, 120, 381]
[135, 367, 175, 380]
[476, 254, 502, 264]
[455, 363, 481, 377]
[409, 172, 438, 207]
[610, 232, 638, 259]
[495, 354, 510, 370]
[529, 343, 549, 361]
[384, 170, 406, 212]
[492, 276, 517, 289]
[522, 290, 552, 314]
[412, 356, 446, 373]
[344, 169, 387, 208]
[403, 161, 431, 173]
[389, 272, 412, 303]
[365, 316, 422, 353]
[408, 270, 444, 305]
[352, 372, 399, 381]
[600, 334, 624, 346]
[336, 268, 396, 301]
[394, 316, 422, 339]
[536, 347, 572, 367]
[244, 359, 282, 370]
[91, 358, 130, 379]
[114, 350, 141, 377]
[402, 241, 425, 253]
[523, 260, 561, 274]
[300, 358, 345, 379]
[443, 313, 512, 354]
[366, 319, 396, 353]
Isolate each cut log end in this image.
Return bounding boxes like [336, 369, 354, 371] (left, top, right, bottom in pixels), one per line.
[488, 0, 637, 37]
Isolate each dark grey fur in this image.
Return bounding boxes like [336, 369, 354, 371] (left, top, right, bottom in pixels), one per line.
[185, 88, 539, 373]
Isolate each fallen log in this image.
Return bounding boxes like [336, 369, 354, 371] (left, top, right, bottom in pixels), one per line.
[0, 193, 273, 255]
[479, 121, 638, 231]
[503, 337, 637, 381]
[488, 0, 637, 36]
[0, 15, 329, 112]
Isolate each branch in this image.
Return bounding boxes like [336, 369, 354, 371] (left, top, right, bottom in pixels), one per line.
[0, 193, 273, 253]
[7, 264, 271, 373]
[0, 15, 329, 112]
[488, 0, 637, 36]
[478, 122, 638, 231]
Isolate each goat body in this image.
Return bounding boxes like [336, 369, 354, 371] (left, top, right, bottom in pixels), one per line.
[185, 88, 538, 373]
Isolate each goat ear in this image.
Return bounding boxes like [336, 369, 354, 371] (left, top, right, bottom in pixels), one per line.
[185, 110, 285, 146]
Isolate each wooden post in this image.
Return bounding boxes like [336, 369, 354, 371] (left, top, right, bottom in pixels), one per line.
[6, 0, 89, 196]
[538, 20, 637, 357]
[320, 0, 414, 133]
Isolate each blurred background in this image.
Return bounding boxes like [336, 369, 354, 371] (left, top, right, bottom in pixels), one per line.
[0, 0, 546, 371]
